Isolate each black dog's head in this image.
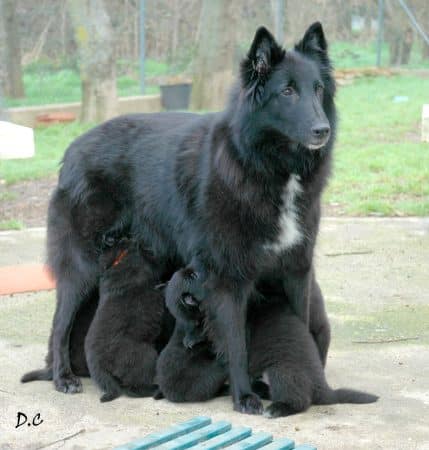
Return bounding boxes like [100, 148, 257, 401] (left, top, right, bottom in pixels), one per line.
[235, 22, 335, 156]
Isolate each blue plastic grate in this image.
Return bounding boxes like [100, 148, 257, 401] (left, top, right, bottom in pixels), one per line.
[114, 417, 316, 450]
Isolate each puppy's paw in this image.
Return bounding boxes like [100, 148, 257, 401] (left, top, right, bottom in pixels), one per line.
[153, 388, 164, 400]
[100, 391, 120, 402]
[183, 329, 206, 349]
[251, 379, 270, 400]
[234, 393, 263, 415]
[54, 373, 82, 394]
[264, 401, 296, 418]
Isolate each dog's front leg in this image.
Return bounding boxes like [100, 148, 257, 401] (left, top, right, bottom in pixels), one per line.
[282, 265, 312, 326]
[205, 281, 263, 415]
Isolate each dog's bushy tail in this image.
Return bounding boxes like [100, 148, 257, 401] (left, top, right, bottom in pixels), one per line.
[317, 386, 378, 405]
[21, 367, 53, 383]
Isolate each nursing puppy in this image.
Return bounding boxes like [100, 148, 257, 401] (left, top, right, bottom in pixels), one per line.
[157, 268, 378, 417]
[165, 267, 207, 349]
[167, 266, 330, 364]
[84, 239, 165, 402]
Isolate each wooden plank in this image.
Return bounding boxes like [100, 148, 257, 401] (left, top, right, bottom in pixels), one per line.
[194, 427, 252, 449]
[227, 432, 273, 449]
[260, 438, 295, 450]
[114, 416, 212, 450]
[158, 421, 231, 449]
[0, 264, 55, 295]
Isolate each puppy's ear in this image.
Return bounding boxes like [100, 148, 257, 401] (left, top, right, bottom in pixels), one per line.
[154, 282, 167, 292]
[240, 26, 284, 103]
[295, 22, 328, 56]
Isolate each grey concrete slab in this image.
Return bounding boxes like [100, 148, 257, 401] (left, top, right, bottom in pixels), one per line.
[0, 227, 46, 267]
[0, 218, 428, 449]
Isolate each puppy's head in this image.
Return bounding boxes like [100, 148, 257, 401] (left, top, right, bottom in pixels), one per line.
[99, 237, 131, 272]
[165, 267, 206, 323]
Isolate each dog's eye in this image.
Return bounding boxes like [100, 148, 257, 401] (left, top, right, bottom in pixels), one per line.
[282, 86, 294, 96]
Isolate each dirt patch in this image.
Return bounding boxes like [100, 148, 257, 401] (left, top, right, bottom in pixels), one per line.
[0, 177, 56, 227]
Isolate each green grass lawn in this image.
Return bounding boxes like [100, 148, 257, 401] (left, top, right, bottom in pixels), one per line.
[4, 59, 169, 108]
[5, 41, 428, 109]
[0, 122, 93, 184]
[1, 74, 428, 218]
[0, 219, 24, 231]
[324, 74, 429, 215]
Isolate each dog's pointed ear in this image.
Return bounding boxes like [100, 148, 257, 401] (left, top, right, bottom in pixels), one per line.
[296, 22, 327, 55]
[240, 26, 284, 102]
[248, 27, 284, 77]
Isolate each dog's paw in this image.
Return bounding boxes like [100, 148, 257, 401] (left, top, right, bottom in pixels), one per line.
[54, 373, 82, 394]
[234, 393, 264, 415]
[264, 401, 296, 419]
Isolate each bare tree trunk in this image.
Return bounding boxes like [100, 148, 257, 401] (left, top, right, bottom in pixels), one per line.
[170, 0, 180, 61]
[423, 43, 429, 61]
[68, 0, 117, 123]
[400, 27, 413, 65]
[0, 1, 6, 95]
[1, 0, 25, 98]
[60, 0, 67, 57]
[191, 0, 236, 111]
[420, 3, 429, 60]
[385, 0, 415, 66]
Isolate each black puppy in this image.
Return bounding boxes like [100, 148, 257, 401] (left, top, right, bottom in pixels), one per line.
[157, 269, 378, 417]
[165, 267, 207, 349]
[167, 267, 331, 365]
[84, 239, 164, 402]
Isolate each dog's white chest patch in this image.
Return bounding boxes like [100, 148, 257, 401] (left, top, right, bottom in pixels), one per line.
[265, 175, 303, 254]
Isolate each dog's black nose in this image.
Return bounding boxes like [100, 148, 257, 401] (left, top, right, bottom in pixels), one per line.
[311, 125, 330, 139]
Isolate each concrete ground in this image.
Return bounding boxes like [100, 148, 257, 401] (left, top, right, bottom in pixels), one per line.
[0, 218, 428, 450]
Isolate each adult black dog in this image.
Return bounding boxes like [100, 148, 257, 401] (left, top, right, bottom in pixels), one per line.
[157, 268, 377, 418]
[22, 23, 335, 415]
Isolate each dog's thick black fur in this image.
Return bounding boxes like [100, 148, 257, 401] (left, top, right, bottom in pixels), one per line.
[84, 238, 165, 402]
[157, 272, 378, 418]
[23, 23, 335, 414]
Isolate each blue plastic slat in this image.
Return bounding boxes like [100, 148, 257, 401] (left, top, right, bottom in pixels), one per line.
[194, 427, 252, 449]
[158, 421, 231, 449]
[260, 438, 295, 450]
[293, 446, 317, 450]
[227, 432, 273, 449]
[114, 416, 212, 450]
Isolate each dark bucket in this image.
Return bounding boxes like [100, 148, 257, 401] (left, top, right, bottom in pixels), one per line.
[160, 83, 192, 110]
